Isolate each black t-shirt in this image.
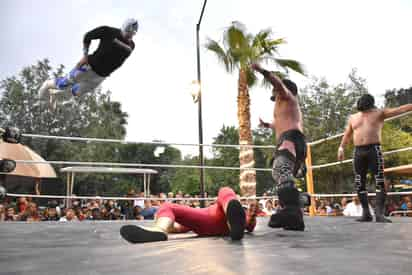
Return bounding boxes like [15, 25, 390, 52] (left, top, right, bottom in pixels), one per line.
[84, 26, 135, 77]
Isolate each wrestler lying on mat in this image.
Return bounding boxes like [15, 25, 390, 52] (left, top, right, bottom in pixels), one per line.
[120, 187, 258, 243]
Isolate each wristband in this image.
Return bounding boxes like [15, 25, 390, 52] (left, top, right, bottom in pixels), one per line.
[83, 47, 89, 56]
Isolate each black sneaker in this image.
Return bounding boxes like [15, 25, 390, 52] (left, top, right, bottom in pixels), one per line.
[120, 225, 167, 244]
[226, 200, 246, 240]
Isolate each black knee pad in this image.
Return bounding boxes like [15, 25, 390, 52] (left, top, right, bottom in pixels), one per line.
[272, 149, 296, 184]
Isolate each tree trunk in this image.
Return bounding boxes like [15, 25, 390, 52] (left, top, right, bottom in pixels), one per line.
[237, 69, 256, 196]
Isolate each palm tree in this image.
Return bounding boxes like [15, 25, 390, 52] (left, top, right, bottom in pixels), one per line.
[205, 21, 304, 196]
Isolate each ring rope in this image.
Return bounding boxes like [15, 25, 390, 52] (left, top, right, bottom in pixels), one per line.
[308, 110, 412, 146]
[11, 145, 411, 171]
[6, 109, 412, 150]
[4, 193, 277, 201]
[312, 146, 412, 169]
[13, 160, 273, 172]
[22, 133, 276, 149]
[312, 191, 412, 198]
[5, 191, 412, 201]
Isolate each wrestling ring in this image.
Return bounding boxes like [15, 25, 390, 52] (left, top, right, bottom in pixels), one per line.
[1, 110, 412, 275]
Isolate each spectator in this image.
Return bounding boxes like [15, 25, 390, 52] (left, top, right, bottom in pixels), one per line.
[90, 207, 101, 220]
[42, 206, 60, 221]
[150, 195, 161, 208]
[259, 192, 268, 210]
[20, 202, 41, 222]
[324, 200, 334, 215]
[133, 205, 144, 220]
[134, 192, 145, 209]
[175, 193, 183, 205]
[111, 208, 122, 220]
[140, 200, 157, 220]
[0, 204, 5, 221]
[400, 196, 411, 211]
[75, 207, 87, 221]
[192, 199, 201, 208]
[17, 197, 28, 214]
[159, 193, 167, 205]
[341, 197, 348, 211]
[343, 196, 374, 217]
[263, 200, 275, 216]
[5, 205, 18, 221]
[100, 206, 111, 220]
[119, 192, 135, 220]
[167, 192, 174, 202]
[59, 208, 78, 222]
[83, 207, 93, 220]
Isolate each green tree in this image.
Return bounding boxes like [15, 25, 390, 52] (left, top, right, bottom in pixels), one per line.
[300, 70, 369, 192]
[384, 86, 412, 133]
[205, 21, 304, 196]
[301, 71, 412, 193]
[252, 127, 276, 194]
[300, 69, 367, 140]
[170, 155, 213, 195]
[208, 126, 240, 194]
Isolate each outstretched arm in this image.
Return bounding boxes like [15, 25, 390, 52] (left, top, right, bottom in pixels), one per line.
[338, 117, 353, 161]
[251, 63, 291, 98]
[382, 104, 412, 120]
[259, 117, 274, 130]
[83, 26, 110, 55]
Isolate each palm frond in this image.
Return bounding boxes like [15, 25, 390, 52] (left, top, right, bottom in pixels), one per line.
[267, 38, 287, 47]
[205, 38, 233, 73]
[252, 29, 272, 48]
[274, 58, 306, 75]
[245, 67, 258, 87]
[224, 22, 249, 55]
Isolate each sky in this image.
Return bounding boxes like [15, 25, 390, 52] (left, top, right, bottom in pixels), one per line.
[1, 0, 412, 157]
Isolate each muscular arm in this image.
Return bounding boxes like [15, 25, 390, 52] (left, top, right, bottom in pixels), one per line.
[338, 117, 353, 160]
[259, 117, 275, 130]
[251, 64, 291, 98]
[382, 104, 412, 119]
[339, 117, 353, 148]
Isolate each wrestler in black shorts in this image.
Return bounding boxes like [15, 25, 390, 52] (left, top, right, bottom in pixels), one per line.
[269, 129, 307, 231]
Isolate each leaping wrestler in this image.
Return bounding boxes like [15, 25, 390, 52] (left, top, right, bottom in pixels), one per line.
[39, 18, 138, 108]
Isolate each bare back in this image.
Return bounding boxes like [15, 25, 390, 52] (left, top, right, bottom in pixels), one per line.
[274, 94, 303, 139]
[350, 109, 384, 146]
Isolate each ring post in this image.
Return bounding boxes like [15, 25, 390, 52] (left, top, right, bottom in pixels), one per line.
[305, 144, 316, 216]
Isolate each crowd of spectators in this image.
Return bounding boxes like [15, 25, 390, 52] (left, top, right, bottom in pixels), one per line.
[1, 190, 411, 222]
[0, 189, 265, 222]
[314, 195, 412, 217]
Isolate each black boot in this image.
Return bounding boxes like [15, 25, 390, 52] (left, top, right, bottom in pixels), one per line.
[356, 192, 373, 222]
[268, 183, 304, 231]
[226, 200, 246, 240]
[375, 192, 391, 223]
